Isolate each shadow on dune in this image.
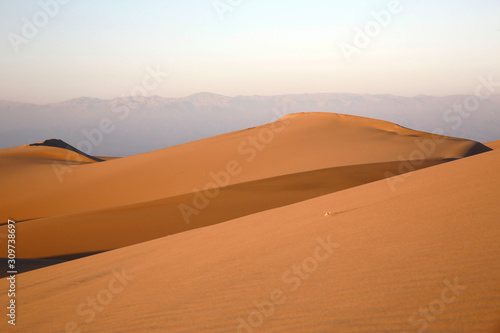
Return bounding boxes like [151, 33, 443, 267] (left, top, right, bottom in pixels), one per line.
[0, 258, 67, 277]
[464, 142, 493, 157]
[29, 138, 104, 162]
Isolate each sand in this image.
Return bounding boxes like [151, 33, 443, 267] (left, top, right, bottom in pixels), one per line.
[0, 129, 498, 332]
[0, 113, 491, 258]
[485, 139, 500, 149]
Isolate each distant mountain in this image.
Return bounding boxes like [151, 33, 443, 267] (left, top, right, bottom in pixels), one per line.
[1, 93, 499, 156]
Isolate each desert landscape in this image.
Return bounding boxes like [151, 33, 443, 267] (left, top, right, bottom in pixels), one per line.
[1, 112, 499, 332]
[1, 1, 500, 332]
[0, 113, 492, 259]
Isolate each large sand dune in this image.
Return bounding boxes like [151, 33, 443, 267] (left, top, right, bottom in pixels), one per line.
[0, 113, 491, 259]
[0, 113, 489, 222]
[5, 160, 445, 259]
[1, 130, 498, 332]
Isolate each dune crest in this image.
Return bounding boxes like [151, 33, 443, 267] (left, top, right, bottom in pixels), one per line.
[0, 113, 492, 259]
[1, 138, 498, 332]
[29, 138, 104, 162]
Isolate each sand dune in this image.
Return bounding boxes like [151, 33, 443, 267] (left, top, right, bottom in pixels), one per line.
[1, 135, 498, 332]
[5, 159, 446, 259]
[0, 113, 489, 223]
[2, 94, 500, 153]
[0, 113, 491, 259]
[486, 139, 500, 149]
[29, 138, 105, 162]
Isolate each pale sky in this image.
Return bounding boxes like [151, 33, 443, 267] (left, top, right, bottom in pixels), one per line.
[0, 0, 499, 104]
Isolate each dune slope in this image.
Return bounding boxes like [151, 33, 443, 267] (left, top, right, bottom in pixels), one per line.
[0, 113, 492, 259]
[1, 144, 498, 332]
[486, 139, 500, 149]
[0, 113, 490, 223]
[3, 159, 444, 259]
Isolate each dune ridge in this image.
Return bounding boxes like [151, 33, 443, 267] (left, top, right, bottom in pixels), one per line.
[29, 138, 104, 162]
[1, 136, 498, 332]
[0, 113, 489, 223]
[0, 113, 491, 259]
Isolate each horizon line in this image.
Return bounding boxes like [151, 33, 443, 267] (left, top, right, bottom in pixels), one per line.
[2, 92, 499, 106]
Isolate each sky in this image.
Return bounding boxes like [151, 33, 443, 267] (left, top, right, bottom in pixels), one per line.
[0, 0, 499, 104]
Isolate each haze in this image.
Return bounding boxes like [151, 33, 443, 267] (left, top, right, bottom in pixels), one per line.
[1, 0, 499, 104]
